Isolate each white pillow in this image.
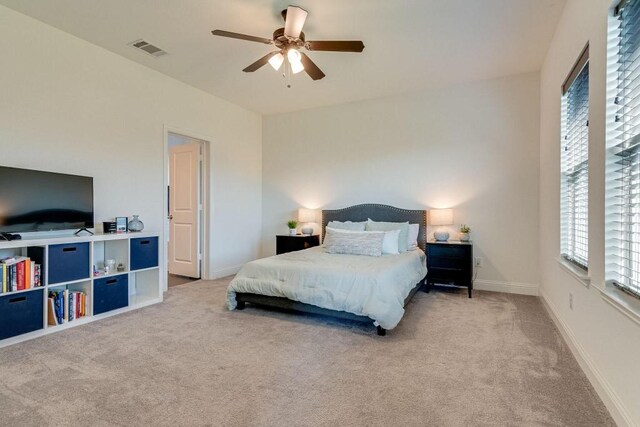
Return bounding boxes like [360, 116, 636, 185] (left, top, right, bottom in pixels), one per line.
[382, 229, 401, 255]
[407, 224, 420, 251]
[365, 219, 409, 252]
[325, 227, 400, 255]
[323, 228, 384, 257]
[326, 227, 362, 234]
[327, 220, 366, 231]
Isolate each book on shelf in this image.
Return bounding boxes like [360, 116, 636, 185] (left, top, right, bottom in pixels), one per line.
[0, 256, 42, 294]
[47, 297, 58, 326]
[48, 289, 87, 326]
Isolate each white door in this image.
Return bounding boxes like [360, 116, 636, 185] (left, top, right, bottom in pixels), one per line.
[169, 142, 201, 278]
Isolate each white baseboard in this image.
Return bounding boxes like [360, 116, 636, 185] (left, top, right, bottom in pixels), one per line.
[474, 279, 539, 296]
[540, 290, 635, 427]
[211, 264, 242, 279]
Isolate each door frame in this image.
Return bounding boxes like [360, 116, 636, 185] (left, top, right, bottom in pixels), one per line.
[163, 125, 211, 291]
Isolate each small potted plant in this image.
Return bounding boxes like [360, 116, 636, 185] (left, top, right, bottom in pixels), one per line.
[459, 224, 471, 242]
[287, 220, 298, 236]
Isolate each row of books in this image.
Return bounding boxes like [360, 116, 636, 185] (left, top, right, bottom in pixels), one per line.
[1, 257, 42, 294]
[47, 290, 87, 326]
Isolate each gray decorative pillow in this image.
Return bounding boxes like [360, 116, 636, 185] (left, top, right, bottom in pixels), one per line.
[365, 219, 410, 252]
[323, 228, 384, 257]
[327, 221, 366, 231]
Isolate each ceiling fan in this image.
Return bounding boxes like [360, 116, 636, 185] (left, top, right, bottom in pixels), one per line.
[211, 5, 365, 83]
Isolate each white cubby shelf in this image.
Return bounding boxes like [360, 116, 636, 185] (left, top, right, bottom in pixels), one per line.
[0, 231, 162, 348]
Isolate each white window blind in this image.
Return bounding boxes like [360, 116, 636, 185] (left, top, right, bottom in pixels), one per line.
[606, 0, 640, 298]
[561, 48, 590, 270]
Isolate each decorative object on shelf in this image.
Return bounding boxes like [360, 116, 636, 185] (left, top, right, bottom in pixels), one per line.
[298, 208, 317, 236]
[128, 215, 144, 232]
[459, 224, 471, 242]
[117, 263, 126, 272]
[115, 217, 128, 233]
[103, 221, 117, 234]
[287, 220, 298, 236]
[430, 209, 453, 242]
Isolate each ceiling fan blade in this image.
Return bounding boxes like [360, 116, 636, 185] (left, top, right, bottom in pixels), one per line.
[211, 30, 273, 45]
[243, 52, 279, 72]
[284, 6, 308, 38]
[300, 53, 326, 80]
[305, 40, 365, 52]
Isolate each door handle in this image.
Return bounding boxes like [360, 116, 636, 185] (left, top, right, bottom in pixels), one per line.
[168, 215, 173, 220]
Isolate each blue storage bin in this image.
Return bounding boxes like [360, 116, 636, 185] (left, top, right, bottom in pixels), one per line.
[48, 242, 90, 284]
[94, 274, 128, 315]
[130, 237, 158, 270]
[0, 289, 44, 340]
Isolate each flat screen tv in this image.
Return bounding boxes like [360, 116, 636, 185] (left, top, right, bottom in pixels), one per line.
[0, 166, 94, 233]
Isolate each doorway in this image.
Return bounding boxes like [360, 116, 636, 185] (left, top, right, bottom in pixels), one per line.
[165, 130, 209, 289]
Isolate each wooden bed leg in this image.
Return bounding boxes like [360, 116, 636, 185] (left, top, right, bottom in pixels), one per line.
[236, 300, 246, 310]
[376, 326, 386, 336]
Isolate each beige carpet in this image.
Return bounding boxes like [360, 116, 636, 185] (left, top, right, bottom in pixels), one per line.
[0, 278, 613, 427]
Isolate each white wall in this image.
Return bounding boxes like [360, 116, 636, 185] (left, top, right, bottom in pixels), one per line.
[0, 6, 262, 279]
[262, 72, 541, 291]
[539, 0, 640, 425]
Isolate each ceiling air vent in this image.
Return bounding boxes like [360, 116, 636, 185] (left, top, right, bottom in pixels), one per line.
[128, 39, 167, 57]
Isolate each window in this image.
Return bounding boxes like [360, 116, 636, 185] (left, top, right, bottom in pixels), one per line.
[560, 46, 590, 270]
[606, 0, 640, 298]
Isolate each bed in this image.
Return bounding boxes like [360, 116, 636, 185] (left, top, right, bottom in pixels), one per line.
[227, 204, 428, 335]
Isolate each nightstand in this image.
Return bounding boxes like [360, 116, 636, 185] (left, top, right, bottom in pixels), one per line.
[276, 235, 320, 255]
[426, 240, 474, 298]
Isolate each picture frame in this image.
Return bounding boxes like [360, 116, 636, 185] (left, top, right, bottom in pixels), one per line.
[115, 216, 128, 233]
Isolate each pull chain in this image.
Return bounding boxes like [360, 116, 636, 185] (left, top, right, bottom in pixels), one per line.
[285, 58, 292, 88]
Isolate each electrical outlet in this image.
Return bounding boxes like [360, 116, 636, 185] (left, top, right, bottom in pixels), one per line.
[475, 257, 483, 268]
[569, 293, 573, 310]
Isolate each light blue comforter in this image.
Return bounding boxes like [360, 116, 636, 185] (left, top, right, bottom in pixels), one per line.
[227, 247, 427, 329]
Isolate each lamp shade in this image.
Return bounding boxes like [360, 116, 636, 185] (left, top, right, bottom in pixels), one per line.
[429, 209, 453, 226]
[268, 52, 284, 70]
[287, 49, 301, 63]
[290, 58, 304, 74]
[298, 208, 317, 223]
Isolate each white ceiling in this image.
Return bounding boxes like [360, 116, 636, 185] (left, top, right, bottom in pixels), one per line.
[0, 0, 565, 115]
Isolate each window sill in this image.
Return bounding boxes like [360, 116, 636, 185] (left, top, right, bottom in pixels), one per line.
[556, 257, 591, 288]
[598, 283, 640, 327]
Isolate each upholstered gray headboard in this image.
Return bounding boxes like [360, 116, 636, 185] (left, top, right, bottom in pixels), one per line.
[322, 204, 428, 251]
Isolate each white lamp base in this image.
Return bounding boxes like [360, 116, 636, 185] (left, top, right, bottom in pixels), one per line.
[434, 231, 450, 242]
[301, 226, 313, 236]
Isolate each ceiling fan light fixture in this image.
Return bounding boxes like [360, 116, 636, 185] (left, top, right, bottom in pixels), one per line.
[287, 48, 301, 63]
[290, 58, 305, 74]
[268, 52, 284, 70]
[211, 5, 364, 83]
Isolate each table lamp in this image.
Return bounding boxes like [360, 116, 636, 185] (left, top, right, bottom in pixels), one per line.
[430, 209, 453, 241]
[298, 209, 317, 236]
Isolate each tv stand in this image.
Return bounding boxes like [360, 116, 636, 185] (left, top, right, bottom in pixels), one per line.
[0, 232, 161, 347]
[74, 227, 94, 236]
